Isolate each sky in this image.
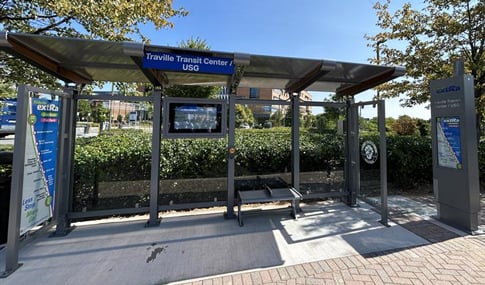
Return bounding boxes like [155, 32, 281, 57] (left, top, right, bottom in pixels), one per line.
[137, 0, 431, 119]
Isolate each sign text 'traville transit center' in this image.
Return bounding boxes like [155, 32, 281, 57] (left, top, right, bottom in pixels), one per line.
[143, 52, 234, 75]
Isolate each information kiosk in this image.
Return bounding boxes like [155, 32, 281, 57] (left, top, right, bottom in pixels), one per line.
[430, 61, 480, 233]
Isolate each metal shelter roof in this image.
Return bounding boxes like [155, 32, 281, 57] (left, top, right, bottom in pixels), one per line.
[0, 31, 405, 95]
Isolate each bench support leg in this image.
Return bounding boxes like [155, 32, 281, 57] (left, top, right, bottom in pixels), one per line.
[237, 202, 243, 226]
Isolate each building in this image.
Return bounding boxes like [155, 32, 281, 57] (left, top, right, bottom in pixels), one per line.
[105, 100, 136, 122]
[235, 88, 313, 124]
[87, 99, 150, 124]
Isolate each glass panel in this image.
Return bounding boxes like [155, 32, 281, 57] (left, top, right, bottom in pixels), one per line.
[158, 138, 228, 205]
[73, 99, 152, 212]
[358, 104, 381, 206]
[235, 102, 291, 195]
[299, 105, 346, 198]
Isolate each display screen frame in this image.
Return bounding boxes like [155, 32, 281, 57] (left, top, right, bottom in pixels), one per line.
[162, 97, 227, 139]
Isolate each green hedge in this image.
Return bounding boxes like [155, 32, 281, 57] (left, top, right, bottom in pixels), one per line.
[73, 130, 152, 207]
[74, 129, 344, 183]
[359, 135, 433, 188]
[73, 129, 485, 209]
[73, 129, 346, 206]
[387, 136, 433, 188]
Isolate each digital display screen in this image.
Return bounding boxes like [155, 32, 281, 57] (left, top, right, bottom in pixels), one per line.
[170, 104, 221, 132]
[163, 98, 226, 138]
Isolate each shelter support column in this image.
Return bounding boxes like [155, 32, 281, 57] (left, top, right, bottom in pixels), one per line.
[346, 98, 359, 207]
[291, 92, 300, 190]
[147, 88, 162, 226]
[378, 100, 388, 225]
[67, 93, 78, 226]
[226, 93, 236, 218]
[2, 85, 29, 277]
[53, 87, 77, 236]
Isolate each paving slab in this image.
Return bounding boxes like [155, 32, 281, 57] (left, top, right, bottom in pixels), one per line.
[1, 200, 430, 284]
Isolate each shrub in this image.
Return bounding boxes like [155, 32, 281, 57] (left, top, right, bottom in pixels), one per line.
[73, 128, 346, 207]
[77, 129, 485, 208]
[478, 140, 485, 188]
[360, 134, 433, 189]
[74, 129, 152, 208]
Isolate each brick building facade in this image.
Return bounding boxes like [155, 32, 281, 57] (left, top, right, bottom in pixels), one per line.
[236, 88, 312, 123]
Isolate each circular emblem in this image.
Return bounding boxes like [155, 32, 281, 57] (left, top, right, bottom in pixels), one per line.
[361, 141, 378, 164]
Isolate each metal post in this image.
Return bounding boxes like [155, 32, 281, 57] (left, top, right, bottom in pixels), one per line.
[226, 93, 236, 218]
[291, 92, 300, 191]
[53, 89, 74, 236]
[147, 89, 161, 226]
[454, 59, 464, 76]
[1, 85, 29, 277]
[347, 98, 359, 207]
[378, 100, 388, 226]
[67, 93, 78, 221]
[344, 100, 350, 198]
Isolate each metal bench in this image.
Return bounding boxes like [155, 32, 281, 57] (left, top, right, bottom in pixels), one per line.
[237, 185, 302, 226]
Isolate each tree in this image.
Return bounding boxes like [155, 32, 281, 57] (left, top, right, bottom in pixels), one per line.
[416, 118, 431, 137]
[77, 100, 92, 121]
[302, 112, 315, 129]
[323, 105, 345, 122]
[0, 0, 188, 89]
[323, 94, 346, 128]
[270, 109, 286, 127]
[163, 37, 222, 98]
[90, 103, 109, 123]
[315, 112, 341, 133]
[391, 115, 417, 136]
[283, 109, 293, 127]
[367, 0, 485, 115]
[312, 95, 346, 133]
[361, 117, 378, 133]
[235, 104, 255, 128]
[385, 117, 396, 133]
[315, 114, 330, 133]
[0, 83, 16, 98]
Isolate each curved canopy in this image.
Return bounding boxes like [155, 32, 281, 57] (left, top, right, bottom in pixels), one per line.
[0, 31, 405, 95]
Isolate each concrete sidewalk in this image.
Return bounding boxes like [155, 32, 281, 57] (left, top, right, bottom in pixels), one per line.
[176, 195, 485, 285]
[1, 195, 484, 285]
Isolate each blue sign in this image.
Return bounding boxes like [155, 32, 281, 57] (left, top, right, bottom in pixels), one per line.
[20, 96, 60, 234]
[143, 52, 234, 75]
[437, 116, 462, 169]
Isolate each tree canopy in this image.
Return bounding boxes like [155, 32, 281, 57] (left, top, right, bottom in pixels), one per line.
[0, 0, 188, 89]
[235, 104, 255, 128]
[0, 83, 15, 98]
[366, 0, 485, 113]
[391, 115, 417, 136]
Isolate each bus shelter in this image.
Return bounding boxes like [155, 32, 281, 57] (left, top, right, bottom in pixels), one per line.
[0, 31, 405, 276]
